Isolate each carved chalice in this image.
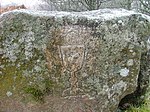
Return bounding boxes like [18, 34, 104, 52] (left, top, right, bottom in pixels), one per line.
[60, 45, 85, 97]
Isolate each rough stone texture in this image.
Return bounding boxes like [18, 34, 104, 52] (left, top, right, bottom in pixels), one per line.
[0, 9, 150, 112]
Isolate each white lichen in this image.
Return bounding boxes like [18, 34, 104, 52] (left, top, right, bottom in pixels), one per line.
[3, 8, 137, 21]
[119, 68, 129, 77]
[34, 65, 42, 72]
[6, 91, 13, 97]
[108, 81, 127, 99]
[0, 48, 3, 55]
[127, 59, 134, 66]
[147, 37, 150, 50]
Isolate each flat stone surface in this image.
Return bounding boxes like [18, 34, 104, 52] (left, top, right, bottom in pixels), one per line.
[0, 9, 150, 112]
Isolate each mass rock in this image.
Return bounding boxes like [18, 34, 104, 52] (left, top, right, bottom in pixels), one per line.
[0, 9, 150, 112]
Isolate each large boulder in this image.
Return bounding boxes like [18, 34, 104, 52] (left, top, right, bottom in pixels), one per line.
[0, 9, 150, 112]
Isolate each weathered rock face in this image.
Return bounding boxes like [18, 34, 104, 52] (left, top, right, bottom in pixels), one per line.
[0, 9, 150, 112]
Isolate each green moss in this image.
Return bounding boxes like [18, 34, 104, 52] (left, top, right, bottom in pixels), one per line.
[0, 58, 27, 98]
[24, 78, 63, 103]
[0, 26, 65, 102]
[43, 79, 56, 94]
[0, 49, 46, 99]
[24, 86, 44, 103]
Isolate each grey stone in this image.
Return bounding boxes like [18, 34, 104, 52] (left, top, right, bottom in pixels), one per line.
[0, 9, 150, 112]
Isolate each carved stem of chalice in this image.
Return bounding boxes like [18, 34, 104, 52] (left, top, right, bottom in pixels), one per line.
[60, 45, 85, 96]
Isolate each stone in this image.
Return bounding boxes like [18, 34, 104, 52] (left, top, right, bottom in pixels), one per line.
[0, 9, 150, 112]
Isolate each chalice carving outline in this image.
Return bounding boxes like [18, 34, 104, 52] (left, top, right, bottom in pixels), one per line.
[60, 45, 85, 97]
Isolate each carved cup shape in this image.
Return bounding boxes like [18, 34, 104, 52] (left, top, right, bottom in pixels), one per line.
[60, 45, 85, 72]
[60, 45, 85, 96]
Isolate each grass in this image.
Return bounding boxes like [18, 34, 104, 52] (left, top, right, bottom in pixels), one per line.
[125, 98, 150, 112]
[125, 102, 150, 112]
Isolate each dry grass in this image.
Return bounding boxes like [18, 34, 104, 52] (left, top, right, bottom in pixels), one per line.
[0, 5, 26, 15]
